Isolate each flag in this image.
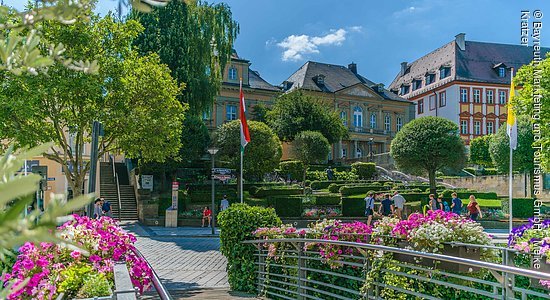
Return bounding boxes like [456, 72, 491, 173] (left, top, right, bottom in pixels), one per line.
[239, 79, 251, 150]
[506, 69, 517, 150]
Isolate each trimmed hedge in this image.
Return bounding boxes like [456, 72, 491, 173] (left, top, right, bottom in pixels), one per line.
[342, 197, 365, 217]
[441, 190, 498, 199]
[251, 187, 303, 198]
[189, 190, 238, 203]
[339, 185, 391, 196]
[501, 198, 535, 218]
[267, 196, 303, 217]
[279, 161, 304, 181]
[218, 204, 281, 293]
[351, 162, 376, 180]
[328, 183, 341, 193]
[315, 194, 341, 205]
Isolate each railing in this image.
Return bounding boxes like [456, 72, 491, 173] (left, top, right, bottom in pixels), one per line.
[110, 155, 122, 221]
[243, 238, 550, 300]
[131, 248, 173, 300]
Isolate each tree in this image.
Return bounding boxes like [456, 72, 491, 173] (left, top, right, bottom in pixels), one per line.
[292, 131, 330, 185]
[130, 0, 239, 115]
[489, 116, 534, 173]
[390, 117, 466, 195]
[267, 90, 348, 144]
[469, 135, 494, 167]
[0, 14, 186, 197]
[216, 120, 282, 181]
[180, 115, 210, 162]
[514, 56, 550, 171]
[251, 103, 270, 123]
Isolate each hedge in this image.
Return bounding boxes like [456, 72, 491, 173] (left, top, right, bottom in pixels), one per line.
[441, 190, 498, 200]
[339, 185, 391, 196]
[351, 162, 376, 180]
[315, 194, 341, 205]
[267, 196, 303, 217]
[189, 190, 238, 203]
[218, 204, 281, 293]
[501, 198, 535, 218]
[279, 161, 304, 181]
[342, 197, 366, 217]
[251, 187, 303, 198]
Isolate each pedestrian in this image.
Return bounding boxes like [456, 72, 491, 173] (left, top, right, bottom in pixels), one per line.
[220, 195, 230, 212]
[325, 166, 334, 181]
[101, 197, 112, 218]
[436, 196, 444, 211]
[201, 206, 212, 227]
[378, 193, 394, 217]
[467, 195, 482, 221]
[364, 192, 375, 226]
[391, 191, 406, 219]
[450, 192, 463, 215]
[428, 194, 438, 211]
[93, 198, 103, 219]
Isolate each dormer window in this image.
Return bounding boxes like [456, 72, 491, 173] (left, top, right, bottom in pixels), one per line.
[412, 79, 422, 91]
[498, 67, 506, 78]
[228, 67, 237, 80]
[400, 85, 410, 95]
[425, 73, 435, 85]
[314, 74, 326, 85]
[439, 66, 450, 79]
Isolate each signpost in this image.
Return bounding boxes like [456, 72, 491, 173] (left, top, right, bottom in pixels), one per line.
[171, 181, 179, 210]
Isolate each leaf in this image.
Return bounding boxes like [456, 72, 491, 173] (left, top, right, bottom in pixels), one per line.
[0, 175, 41, 208]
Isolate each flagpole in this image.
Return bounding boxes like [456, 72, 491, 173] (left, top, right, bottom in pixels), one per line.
[240, 147, 243, 203]
[508, 68, 514, 233]
[240, 78, 244, 204]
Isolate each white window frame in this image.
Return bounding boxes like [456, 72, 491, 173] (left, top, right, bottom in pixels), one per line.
[341, 148, 347, 158]
[396, 116, 403, 131]
[486, 90, 494, 104]
[226, 104, 237, 121]
[460, 88, 468, 103]
[498, 67, 506, 78]
[439, 92, 446, 107]
[473, 89, 481, 103]
[487, 121, 494, 134]
[474, 121, 481, 135]
[370, 113, 377, 129]
[384, 114, 391, 131]
[229, 67, 237, 80]
[353, 106, 363, 128]
[499, 90, 507, 104]
[356, 148, 362, 158]
[461, 120, 468, 134]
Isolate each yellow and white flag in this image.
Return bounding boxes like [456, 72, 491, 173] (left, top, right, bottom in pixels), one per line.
[506, 69, 517, 150]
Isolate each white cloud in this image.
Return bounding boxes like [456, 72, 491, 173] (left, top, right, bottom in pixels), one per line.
[277, 28, 349, 62]
[348, 26, 363, 33]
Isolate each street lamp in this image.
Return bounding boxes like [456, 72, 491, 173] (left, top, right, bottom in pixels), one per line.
[207, 147, 219, 235]
[368, 138, 374, 163]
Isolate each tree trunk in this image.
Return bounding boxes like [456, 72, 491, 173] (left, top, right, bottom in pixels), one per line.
[428, 169, 437, 197]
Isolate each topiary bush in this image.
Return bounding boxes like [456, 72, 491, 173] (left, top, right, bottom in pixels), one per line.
[315, 194, 341, 205]
[328, 183, 340, 193]
[251, 187, 303, 198]
[339, 185, 391, 196]
[306, 170, 328, 181]
[501, 198, 535, 218]
[342, 197, 366, 217]
[351, 162, 376, 180]
[218, 204, 282, 293]
[268, 196, 303, 217]
[279, 161, 304, 181]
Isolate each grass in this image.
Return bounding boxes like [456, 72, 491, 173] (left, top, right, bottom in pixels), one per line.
[476, 199, 502, 208]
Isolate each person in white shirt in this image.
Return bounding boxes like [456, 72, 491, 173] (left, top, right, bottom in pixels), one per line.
[220, 195, 230, 212]
[391, 191, 406, 219]
[364, 192, 375, 226]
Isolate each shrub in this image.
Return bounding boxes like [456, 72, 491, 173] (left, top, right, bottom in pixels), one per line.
[441, 190, 498, 200]
[279, 161, 305, 181]
[501, 198, 535, 218]
[333, 170, 359, 181]
[304, 180, 312, 187]
[251, 187, 303, 198]
[77, 273, 111, 298]
[244, 198, 269, 207]
[218, 204, 281, 293]
[339, 185, 391, 196]
[315, 194, 341, 205]
[351, 162, 376, 180]
[328, 183, 340, 193]
[342, 197, 365, 217]
[306, 170, 328, 181]
[311, 181, 331, 190]
[268, 196, 303, 217]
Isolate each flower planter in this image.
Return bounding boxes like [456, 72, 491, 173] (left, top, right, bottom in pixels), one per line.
[393, 241, 481, 273]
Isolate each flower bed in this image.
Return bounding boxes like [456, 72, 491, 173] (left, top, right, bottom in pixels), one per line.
[302, 206, 342, 218]
[2, 215, 152, 299]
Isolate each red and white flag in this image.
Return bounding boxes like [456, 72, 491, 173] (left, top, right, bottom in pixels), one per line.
[239, 79, 250, 150]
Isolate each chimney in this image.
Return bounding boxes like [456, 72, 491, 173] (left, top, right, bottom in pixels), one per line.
[348, 62, 357, 74]
[400, 62, 408, 76]
[455, 33, 465, 51]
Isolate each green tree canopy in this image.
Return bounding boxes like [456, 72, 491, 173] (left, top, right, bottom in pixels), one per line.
[469, 135, 494, 167]
[292, 131, 330, 184]
[180, 114, 211, 162]
[390, 116, 466, 195]
[130, 0, 239, 115]
[216, 120, 282, 181]
[0, 14, 185, 197]
[267, 90, 348, 144]
[514, 55, 550, 171]
[489, 116, 534, 173]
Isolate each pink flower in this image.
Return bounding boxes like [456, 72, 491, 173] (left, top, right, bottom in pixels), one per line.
[89, 255, 102, 263]
[70, 251, 81, 260]
[22, 259, 34, 270]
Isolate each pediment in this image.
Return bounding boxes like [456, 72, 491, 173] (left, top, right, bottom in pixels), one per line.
[335, 83, 381, 99]
[486, 113, 497, 119]
[459, 111, 471, 117]
[473, 112, 484, 118]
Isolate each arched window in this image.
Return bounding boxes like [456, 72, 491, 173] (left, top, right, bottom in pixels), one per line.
[356, 148, 362, 158]
[353, 106, 362, 128]
[370, 113, 377, 129]
[340, 111, 347, 126]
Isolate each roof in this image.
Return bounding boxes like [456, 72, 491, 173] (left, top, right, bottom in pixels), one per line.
[389, 39, 550, 93]
[248, 69, 280, 91]
[284, 61, 408, 102]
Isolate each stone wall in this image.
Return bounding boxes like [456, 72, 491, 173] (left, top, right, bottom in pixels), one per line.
[442, 174, 550, 199]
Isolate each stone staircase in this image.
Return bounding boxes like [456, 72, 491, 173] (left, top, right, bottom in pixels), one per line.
[100, 162, 138, 221]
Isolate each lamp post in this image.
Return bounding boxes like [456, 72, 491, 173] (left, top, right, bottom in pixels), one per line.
[368, 138, 374, 163]
[207, 147, 219, 235]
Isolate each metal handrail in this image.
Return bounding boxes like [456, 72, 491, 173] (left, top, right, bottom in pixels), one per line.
[116, 175, 122, 222]
[131, 247, 173, 300]
[243, 238, 550, 281]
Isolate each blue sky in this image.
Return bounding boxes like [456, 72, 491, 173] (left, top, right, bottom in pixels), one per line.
[4, 0, 549, 86]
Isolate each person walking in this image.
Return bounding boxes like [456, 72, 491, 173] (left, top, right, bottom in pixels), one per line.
[101, 197, 112, 218]
[93, 198, 103, 219]
[467, 195, 482, 221]
[220, 195, 230, 212]
[364, 192, 375, 226]
[391, 191, 406, 219]
[436, 196, 444, 211]
[450, 192, 463, 215]
[201, 206, 212, 227]
[378, 193, 394, 217]
[428, 194, 438, 211]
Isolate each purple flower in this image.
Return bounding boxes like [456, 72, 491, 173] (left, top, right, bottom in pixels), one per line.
[22, 259, 34, 270]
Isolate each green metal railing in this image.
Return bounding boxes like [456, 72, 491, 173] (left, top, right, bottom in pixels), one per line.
[243, 238, 550, 300]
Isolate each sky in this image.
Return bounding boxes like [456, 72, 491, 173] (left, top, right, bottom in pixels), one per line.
[4, 0, 549, 87]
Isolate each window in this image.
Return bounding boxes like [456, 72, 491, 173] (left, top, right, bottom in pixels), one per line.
[473, 88, 481, 103]
[226, 104, 237, 120]
[356, 148, 362, 158]
[429, 95, 436, 110]
[340, 111, 347, 126]
[498, 67, 506, 78]
[460, 88, 469, 103]
[439, 91, 446, 107]
[499, 90, 507, 104]
[486, 90, 494, 104]
[413, 79, 422, 90]
[202, 108, 211, 120]
[440, 67, 450, 79]
[384, 114, 391, 131]
[341, 147, 347, 158]
[425, 73, 435, 85]
[370, 113, 377, 129]
[400, 85, 410, 95]
[474, 121, 481, 135]
[228, 67, 237, 80]
[396, 117, 403, 131]
[418, 99, 424, 114]
[487, 121, 494, 134]
[461, 120, 468, 134]
[353, 106, 362, 128]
